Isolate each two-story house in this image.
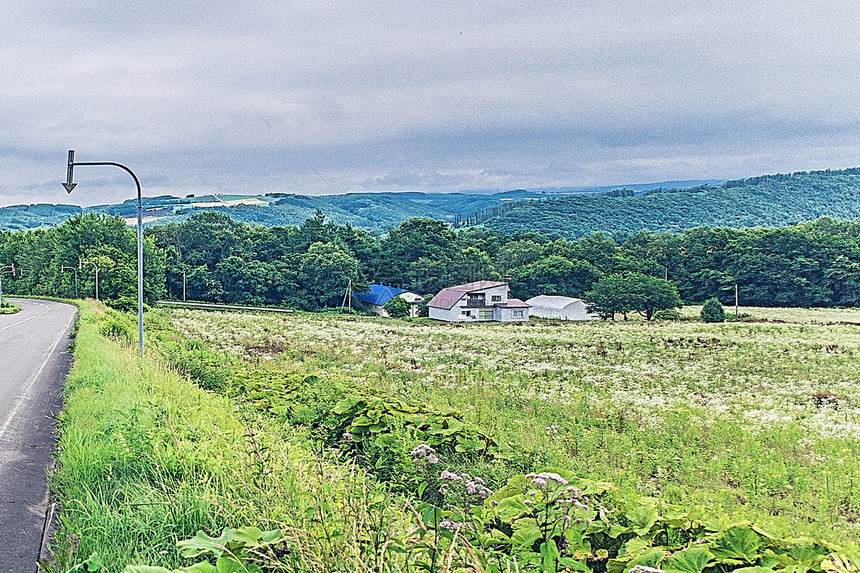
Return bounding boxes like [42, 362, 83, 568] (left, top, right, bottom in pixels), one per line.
[427, 280, 530, 322]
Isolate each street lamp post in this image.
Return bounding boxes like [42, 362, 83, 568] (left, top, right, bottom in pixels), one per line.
[60, 264, 78, 299]
[64, 150, 144, 356]
[80, 258, 99, 302]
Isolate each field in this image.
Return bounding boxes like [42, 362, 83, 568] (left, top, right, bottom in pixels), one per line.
[52, 304, 860, 572]
[167, 306, 860, 541]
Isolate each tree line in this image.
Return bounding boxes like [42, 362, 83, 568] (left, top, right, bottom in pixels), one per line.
[2, 210, 860, 311]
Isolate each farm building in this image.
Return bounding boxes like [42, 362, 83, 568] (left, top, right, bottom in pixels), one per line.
[525, 295, 600, 321]
[352, 283, 424, 317]
[427, 280, 530, 322]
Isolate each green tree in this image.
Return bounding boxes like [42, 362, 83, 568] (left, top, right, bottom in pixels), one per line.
[586, 272, 681, 321]
[701, 297, 725, 322]
[509, 255, 601, 299]
[383, 296, 410, 318]
[299, 242, 360, 309]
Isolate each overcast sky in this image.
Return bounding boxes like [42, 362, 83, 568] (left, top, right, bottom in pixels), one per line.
[1, 1, 857, 207]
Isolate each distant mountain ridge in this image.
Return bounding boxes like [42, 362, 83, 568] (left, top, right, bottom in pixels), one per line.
[0, 170, 856, 235]
[480, 168, 860, 239]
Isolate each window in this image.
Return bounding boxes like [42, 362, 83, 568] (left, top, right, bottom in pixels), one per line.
[479, 309, 494, 320]
[461, 310, 471, 316]
[513, 310, 524, 318]
[491, 295, 502, 302]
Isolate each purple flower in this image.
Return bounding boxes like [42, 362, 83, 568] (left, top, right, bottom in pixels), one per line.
[535, 472, 568, 485]
[439, 470, 461, 481]
[410, 444, 435, 457]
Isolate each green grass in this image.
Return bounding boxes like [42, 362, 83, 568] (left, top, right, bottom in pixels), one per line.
[51, 304, 440, 572]
[166, 307, 860, 542]
[53, 304, 860, 572]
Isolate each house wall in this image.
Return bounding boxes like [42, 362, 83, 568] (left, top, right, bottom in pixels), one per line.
[429, 300, 467, 322]
[397, 292, 424, 318]
[496, 306, 529, 322]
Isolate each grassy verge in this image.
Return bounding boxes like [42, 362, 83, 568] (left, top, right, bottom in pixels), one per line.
[50, 303, 441, 572]
[0, 299, 20, 313]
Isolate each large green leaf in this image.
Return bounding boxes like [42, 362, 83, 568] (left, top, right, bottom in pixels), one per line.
[710, 526, 762, 563]
[626, 501, 658, 536]
[490, 496, 532, 522]
[626, 548, 666, 571]
[179, 530, 234, 559]
[332, 396, 363, 415]
[541, 540, 562, 573]
[557, 557, 592, 572]
[511, 522, 543, 548]
[620, 537, 651, 558]
[663, 546, 715, 573]
[180, 565, 219, 573]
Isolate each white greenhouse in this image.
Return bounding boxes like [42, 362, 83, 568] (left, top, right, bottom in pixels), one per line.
[525, 295, 600, 321]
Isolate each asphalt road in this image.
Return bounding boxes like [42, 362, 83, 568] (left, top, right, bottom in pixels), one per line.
[0, 298, 76, 573]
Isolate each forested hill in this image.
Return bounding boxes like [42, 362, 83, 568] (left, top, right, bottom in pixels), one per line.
[0, 190, 541, 232]
[482, 168, 860, 240]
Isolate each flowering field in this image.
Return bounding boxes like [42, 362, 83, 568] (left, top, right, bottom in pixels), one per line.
[166, 307, 860, 541]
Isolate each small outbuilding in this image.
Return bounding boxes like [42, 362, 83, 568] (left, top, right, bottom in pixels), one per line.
[525, 295, 600, 321]
[353, 283, 424, 317]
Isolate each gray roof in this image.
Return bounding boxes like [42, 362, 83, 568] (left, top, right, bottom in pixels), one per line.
[525, 295, 587, 310]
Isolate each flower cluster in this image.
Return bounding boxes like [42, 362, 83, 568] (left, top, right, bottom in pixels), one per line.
[410, 443, 440, 465]
[527, 471, 569, 487]
[439, 469, 493, 507]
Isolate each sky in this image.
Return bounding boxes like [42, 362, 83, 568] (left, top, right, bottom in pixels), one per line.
[0, 1, 857, 207]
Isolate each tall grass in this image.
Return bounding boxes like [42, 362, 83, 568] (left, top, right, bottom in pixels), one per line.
[52, 303, 483, 573]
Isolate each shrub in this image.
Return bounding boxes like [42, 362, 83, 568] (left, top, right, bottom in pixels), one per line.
[383, 296, 410, 318]
[653, 308, 682, 321]
[701, 297, 726, 322]
[99, 317, 134, 344]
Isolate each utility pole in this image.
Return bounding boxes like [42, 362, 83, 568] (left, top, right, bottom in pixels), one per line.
[340, 278, 353, 312]
[735, 283, 739, 320]
[0, 263, 15, 306]
[60, 265, 78, 299]
[80, 258, 99, 302]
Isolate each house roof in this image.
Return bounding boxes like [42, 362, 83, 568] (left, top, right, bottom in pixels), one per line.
[525, 295, 586, 310]
[353, 283, 418, 306]
[496, 297, 531, 309]
[427, 281, 510, 310]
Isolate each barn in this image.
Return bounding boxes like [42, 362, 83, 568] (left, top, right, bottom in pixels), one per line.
[525, 295, 600, 321]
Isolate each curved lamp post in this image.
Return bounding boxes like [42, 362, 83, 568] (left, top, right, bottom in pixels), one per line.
[64, 150, 144, 356]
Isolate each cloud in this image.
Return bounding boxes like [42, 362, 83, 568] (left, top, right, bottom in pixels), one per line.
[0, 0, 857, 206]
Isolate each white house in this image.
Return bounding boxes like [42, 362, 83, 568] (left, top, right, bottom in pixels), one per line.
[353, 283, 424, 317]
[525, 295, 600, 321]
[427, 280, 530, 322]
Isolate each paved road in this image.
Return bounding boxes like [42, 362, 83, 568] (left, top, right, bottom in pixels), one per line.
[0, 298, 76, 573]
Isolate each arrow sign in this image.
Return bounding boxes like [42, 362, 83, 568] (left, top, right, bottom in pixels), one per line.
[63, 149, 77, 192]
